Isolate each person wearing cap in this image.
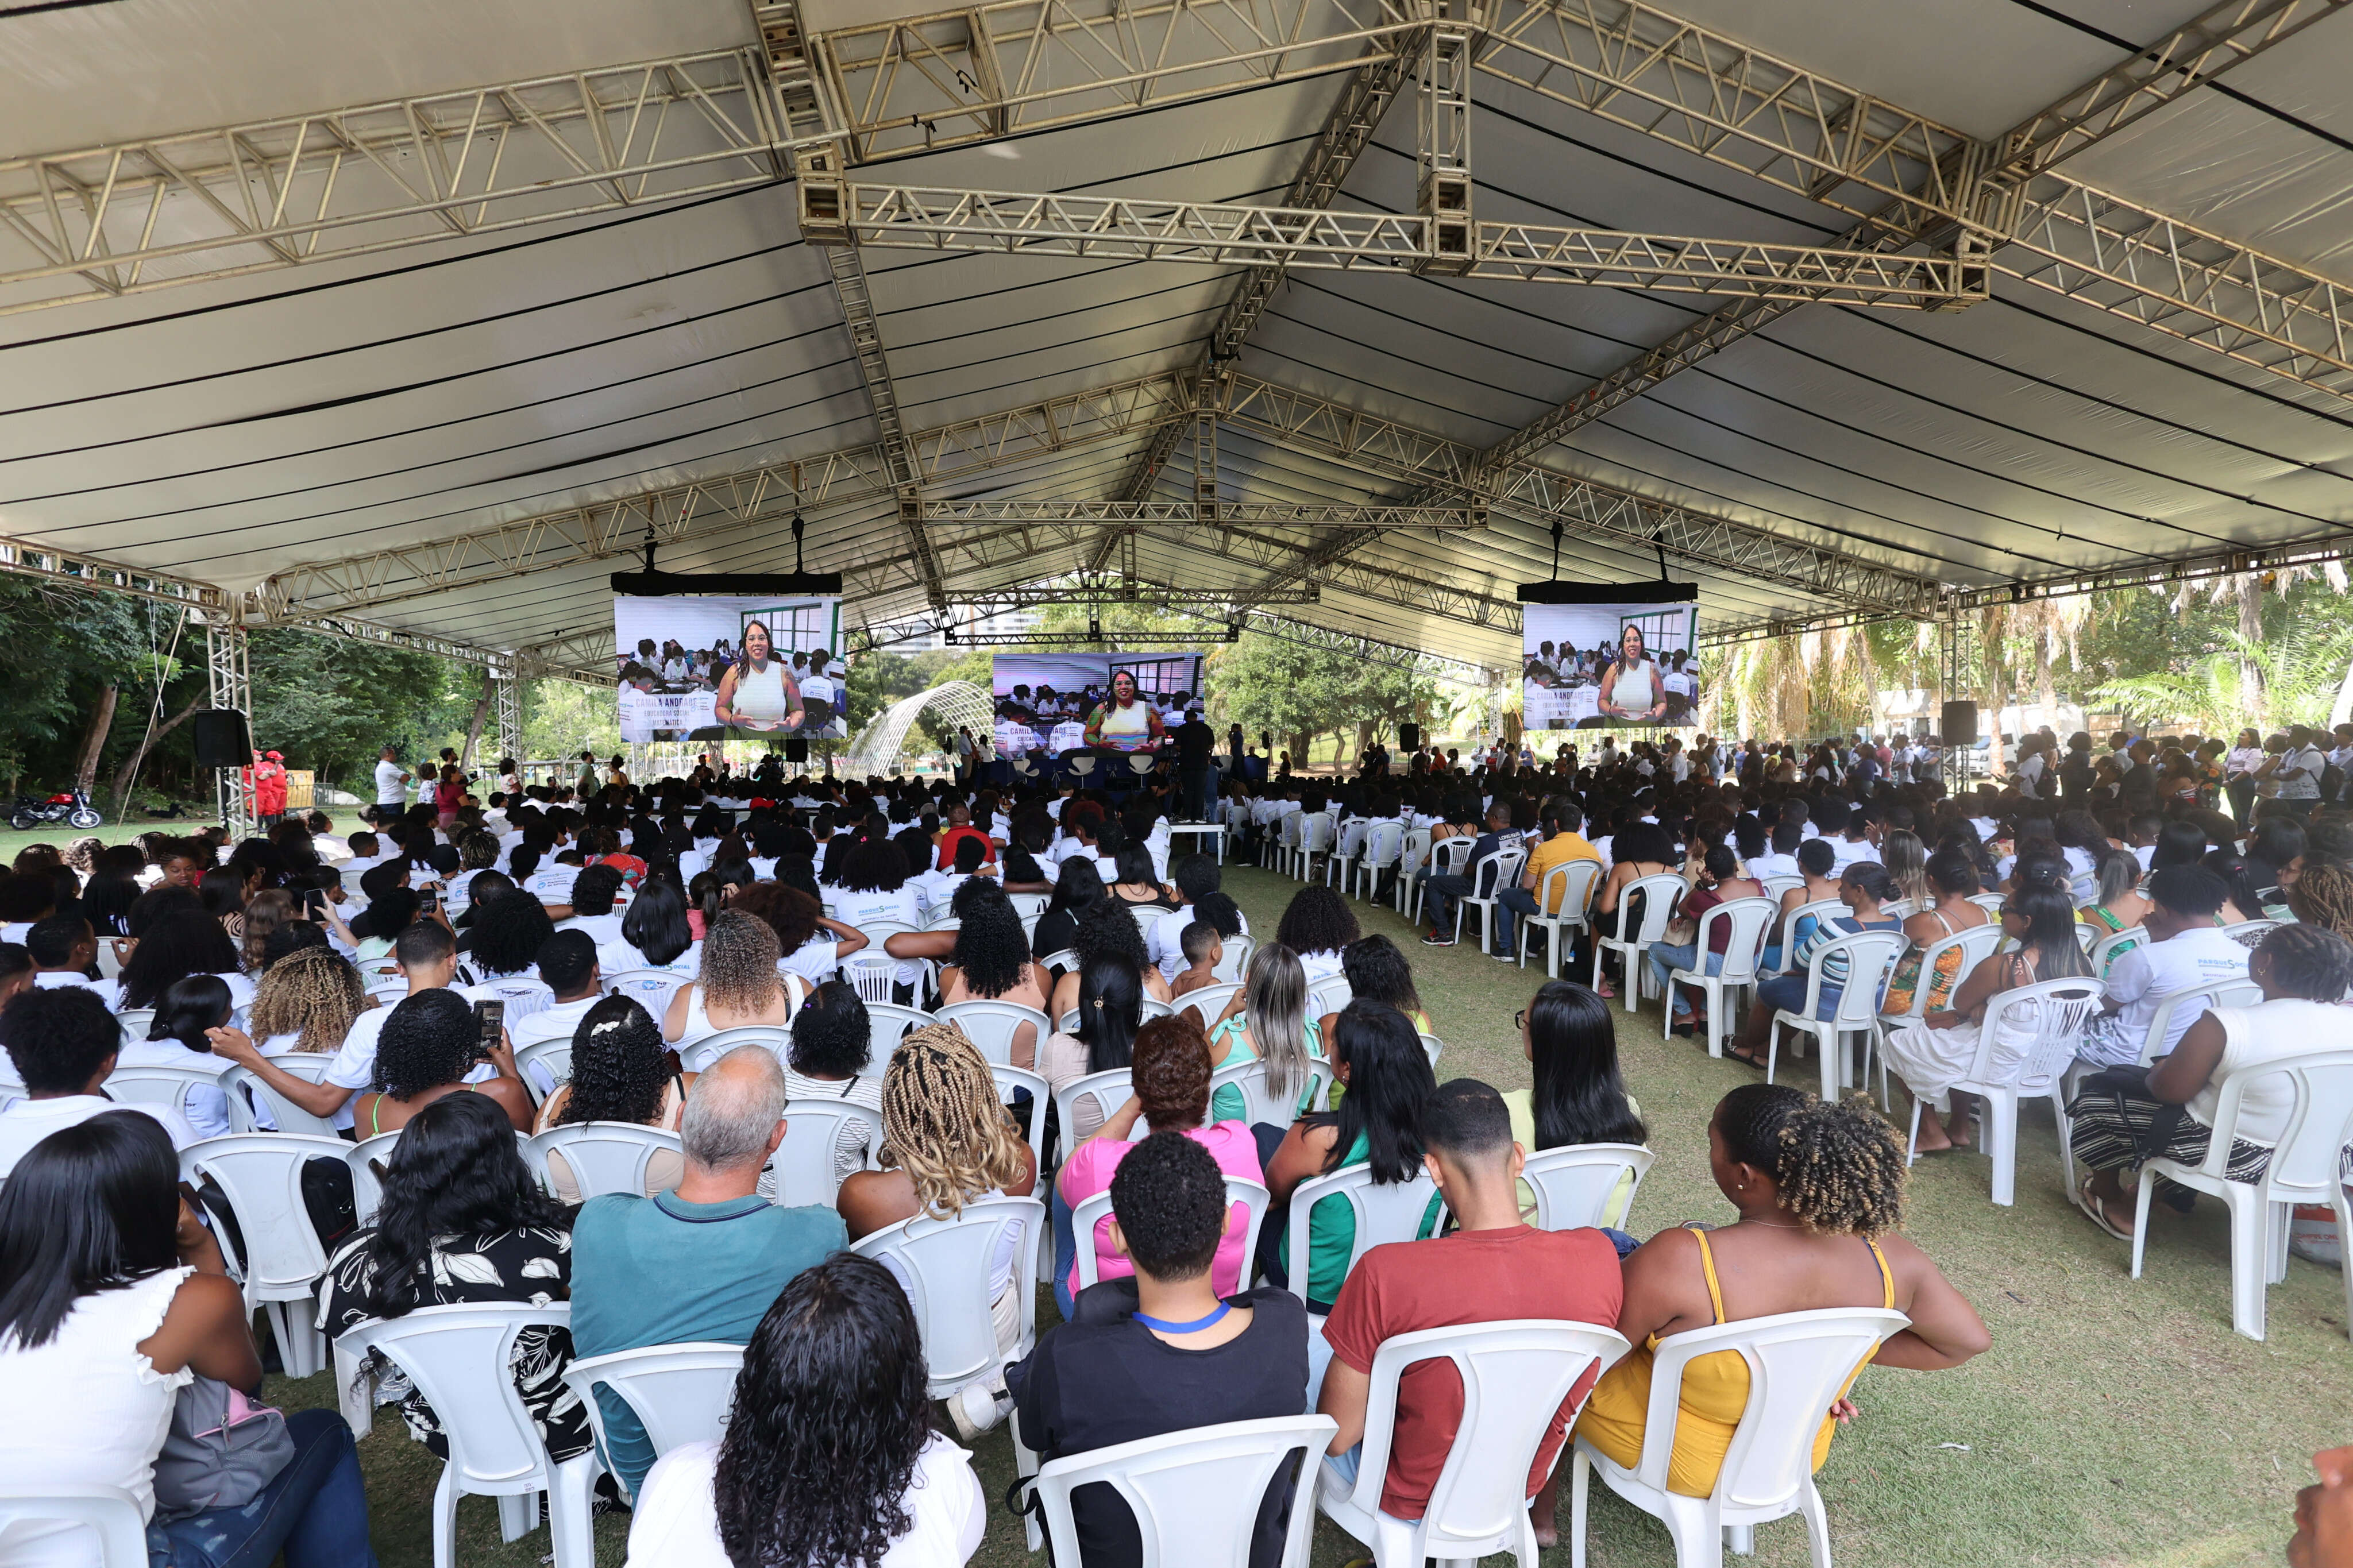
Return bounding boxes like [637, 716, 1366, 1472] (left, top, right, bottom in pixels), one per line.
[252, 750, 289, 829]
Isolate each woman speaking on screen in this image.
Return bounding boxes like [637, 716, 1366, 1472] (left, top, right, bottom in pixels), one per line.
[1082, 669, 1167, 752]
[712, 620, 804, 732]
[1596, 623, 1669, 721]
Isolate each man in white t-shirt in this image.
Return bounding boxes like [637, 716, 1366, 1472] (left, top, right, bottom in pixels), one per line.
[2074, 867, 2250, 1069]
[2271, 725, 2327, 817]
[371, 744, 411, 825]
[508, 932, 604, 1098]
[0, 987, 200, 1179]
[26, 916, 126, 1011]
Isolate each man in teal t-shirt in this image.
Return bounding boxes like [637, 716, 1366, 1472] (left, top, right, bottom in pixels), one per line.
[569, 1048, 846, 1496]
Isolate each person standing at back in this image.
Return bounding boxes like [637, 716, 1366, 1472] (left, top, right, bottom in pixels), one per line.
[569, 1046, 847, 1499]
[371, 744, 411, 827]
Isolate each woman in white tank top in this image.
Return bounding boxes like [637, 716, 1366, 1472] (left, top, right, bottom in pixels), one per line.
[1598, 624, 1668, 721]
[713, 620, 803, 732]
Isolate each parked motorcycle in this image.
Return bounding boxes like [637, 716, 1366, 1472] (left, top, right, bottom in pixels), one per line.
[9, 788, 103, 831]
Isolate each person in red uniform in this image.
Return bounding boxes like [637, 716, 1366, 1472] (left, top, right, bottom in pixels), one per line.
[252, 751, 290, 829]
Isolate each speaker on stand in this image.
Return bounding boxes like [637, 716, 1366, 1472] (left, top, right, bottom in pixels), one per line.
[192, 709, 252, 769]
[1398, 723, 1421, 753]
[1940, 701, 1978, 792]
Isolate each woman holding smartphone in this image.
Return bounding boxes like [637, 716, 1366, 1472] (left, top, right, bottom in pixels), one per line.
[350, 990, 534, 1135]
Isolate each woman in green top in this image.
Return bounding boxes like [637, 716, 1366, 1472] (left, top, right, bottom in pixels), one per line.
[1260, 999, 1440, 1312]
[1207, 942, 1324, 1129]
[1499, 979, 1646, 1235]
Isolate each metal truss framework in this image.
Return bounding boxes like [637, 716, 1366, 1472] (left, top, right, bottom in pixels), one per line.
[201, 615, 254, 837]
[918, 500, 1482, 526]
[494, 676, 524, 772]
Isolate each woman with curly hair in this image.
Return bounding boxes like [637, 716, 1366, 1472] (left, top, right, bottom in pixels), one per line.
[1572, 1084, 1988, 1503]
[534, 995, 692, 1202]
[839, 1023, 1036, 1367]
[2287, 859, 2353, 945]
[464, 889, 555, 982]
[883, 880, 1048, 1064]
[249, 944, 369, 1058]
[662, 909, 800, 1048]
[1275, 885, 1360, 983]
[353, 988, 534, 1136]
[734, 881, 867, 990]
[623, 1254, 985, 1566]
[237, 887, 299, 974]
[1048, 898, 1170, 1022]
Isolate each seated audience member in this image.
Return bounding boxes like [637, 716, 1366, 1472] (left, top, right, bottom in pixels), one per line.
[1168, 919, 1224, 1001]
[2074, 866, 2250, 1070]
[1050, 901, 1171, 1022]
[1052, 1014, 1263, 1319]
[117, 974, 238, 1140]
[319, 1092, 590, 1466]
[0, 1111, 376, 1568]
[1319, 1079, 1623, 1546]
[1037, 954, 1144, 1144]
[510, 929, 604, 1091]
[663, 909, 799, 1046]
[1498, 799, 1603, 958]
[2078, 846, 2154, 943]
[1880, 883, 2091, 1153]
[1420, 801, 1513, 947]
[1260, 1000, 1441, 1311]
[0, 987, 199, 1176]
[1502, 980, 1645, 1237]
[25, 913, 122, 1009]
[1277, 885, 1360, 982]
[533, 995, 695, 1202]
[1759, 836, 1842, 974]
[1575, 1085, 1988, 1500]
[839, 1025, 1037, 1395]
[1207, 942, 1321, 1133]
[1318, 933, 1430, 1038]
[1010, 1132, 1310, 1568]
[351, 988, 535, 1137]
[1147, 853, 1248, 983]
[750, 882, 866, 990]
[1644, 846, 1765, 1036]
[600, 873, 701, 977]
[572, 1045, 847, 1498]
[120, 907, 254, 1014]
[0, 943, 33, 1007]
[554, 863, 627, 945]
[464, 888, 556, 982]
[2070, 924, 2353, 1239]
[884, 882, 1048, 1063]
[1726, 863, 1904, 1069]
[784, 979, 886, 1183]
[624, 1254, 985, 1566]
[1881, 850, 1995, 1014]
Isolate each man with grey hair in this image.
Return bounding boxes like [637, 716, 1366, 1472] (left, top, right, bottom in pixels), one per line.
[568, 1044, 848, 1497]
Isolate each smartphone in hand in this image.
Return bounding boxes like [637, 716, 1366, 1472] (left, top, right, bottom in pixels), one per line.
[472, 999, 504, 1060]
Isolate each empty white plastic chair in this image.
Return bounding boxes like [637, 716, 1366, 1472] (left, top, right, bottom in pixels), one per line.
[1392, 828, 1434, 918]
[1321, 1319, 1630, 1568]
[1035, 1415, 1336, 1568]
[1453, 847, 1526, 955]
[526, 1122, 684, 1201]
[1406, 836, 1472, 926]
[1660, 897, 1778, 1058]
[1569, 1307, 1910, 1568]
[1173, 981, 1244, 1032]
[1518, 859, 1603, 978]
[560, 1342, 745, 1504]
[865, 1000, 934, 1060]
[334, 1303, 597, 1568]
[0, 1482, 149, 1567]
[1519, 1143, 1654, 1232]
[851, 1195, 1044, 1397]
[1898, 978, 2100, 1206]
[760, 1098, 885, 1208]
[1764, 930, 1908, 1099]
[842, 951, 898, 1003]
[2131, 1045, 2353, 1340]
[935, 999, 1052, 1067]
[1324, 819, 1370, 890]
[1594, 873, 1683, 1013]
[1283, 1165, 1445, 1311]
[1071, 1176, 1271, 1291]
[180, 1133, 345, 1377]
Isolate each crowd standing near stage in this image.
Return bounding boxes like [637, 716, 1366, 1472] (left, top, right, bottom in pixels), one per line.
[5, 713, 2353, 1566]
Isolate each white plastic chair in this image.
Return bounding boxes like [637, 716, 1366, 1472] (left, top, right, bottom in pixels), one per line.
[1416, 1032, 1445, 1069]
[1006, 893, 1049, 920]
[1055, 1067, 1139, 1145]
[513, 1038, 574, 1099]
[1035, 947, 1080, 980]
[677, 1024, 791, 1073]
[1661, 897, 1777, 1057]
[107, 1062, 231, 1129]
[1966, 892, 2006, 916]
[1594, 873, 1683, 1013]
[1761, 899, 1844, 979]
[1518, 859, 1603, 977]
[1173, 980, 1244, 1032]
[469, 974, 554, 1026]
[525, 1122, 684, 1200]
[2131, 1046, 2353, 1340]
[1764, 930, 1907, 1098]
[114, 1008, 155, 1046]
[1519, 1143, 1654, 1231]
[935, 999, 1052, 1067]
[1320, 1320, 1631, 1568]
[1392, 828, 1434, 917]
[221, 1062, 342, 1139]
[1899, 978, 2100, 1206]
[345, 1129, 401, 1227]
[561, 1342, 745, 1504]
[1454, 848, 1526, 954]
[865, 1000, 935, 1060]
[1035, 1415, 1336, 1568]
[1070, 1176, 1271, 1291]
[1058, 998, 1174, 1033]
[1868, 922, 2004, 1108]
[1407, 836, 1473, 926]
[180, 1133, 346, 1377]
[365, 980, 411, 1006]
[605, 967, 691, 1018]
[993, 1062, 1050, 1149]
[1271, 812, 1302, 877]
[1283, 1165, 1444, 1311]
[1324, 819, 1369, 890]
[334, 1303, 597, 1568]
[1354, 821, 1405, 902]
[1305, 974, 1353, 1023]
[761, 1098, 885, 1207]
[1210, 1055, 1334, 1127]
[1757, 874, 1804, 903]
[2089, 925, 2146, 979]
[851, 1195, 1044, 1397]
[0, 1482, 149, 1566]
[1210, 932, 1256, 984]
[842, 951, 898, 1003]
[1569, 1307, 1910, 1568]
[1295, 813, 1336, 882]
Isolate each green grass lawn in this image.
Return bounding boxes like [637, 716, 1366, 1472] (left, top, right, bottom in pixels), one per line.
[258, 861, 2347, 1566]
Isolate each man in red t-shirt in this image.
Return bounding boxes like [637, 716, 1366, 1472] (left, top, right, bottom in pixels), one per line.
[933, 801, 997, 870]
[1318, 1079, 1622, 1537]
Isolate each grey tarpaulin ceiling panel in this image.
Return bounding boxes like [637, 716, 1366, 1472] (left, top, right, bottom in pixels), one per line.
[1, 0, 2350, 683]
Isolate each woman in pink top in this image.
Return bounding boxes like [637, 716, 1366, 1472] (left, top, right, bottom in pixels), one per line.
[1054, 1012, 1262, 1316]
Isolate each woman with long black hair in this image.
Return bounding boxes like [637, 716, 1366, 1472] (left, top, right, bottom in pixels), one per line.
[119, 907, 252, 1014]
[1030, 855, 1104, 966]
[623, 1253, 984, 1565]
[1050, 898, 1169, 1022]
[1037, 953, 1143, 1145]
[118, 974, 238, 1139]
[1502, 979, 1646, 1231]
[884, 880, 1047, 1064]
[604, 872, 700, 977]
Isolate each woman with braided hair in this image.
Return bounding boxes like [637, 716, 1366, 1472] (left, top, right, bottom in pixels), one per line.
[2287, 859, 2353, 947]
[1573, 1083, 1988, 1499]
[662, 909, 801, 1048]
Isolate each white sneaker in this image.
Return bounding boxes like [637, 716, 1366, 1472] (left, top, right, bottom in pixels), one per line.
[950, 1381, 1009, 1439]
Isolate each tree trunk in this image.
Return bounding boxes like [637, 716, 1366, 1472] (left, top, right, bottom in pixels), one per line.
[460, 667, 494, 771]
[72, 682, 119, 793]
[1978, 607, 2010, 778]
[2235, 572, 2265, 727]
[111, 696, 204, 819]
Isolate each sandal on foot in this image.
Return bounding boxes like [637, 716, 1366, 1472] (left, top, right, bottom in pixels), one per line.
[2075, 1176, 2130, 1241]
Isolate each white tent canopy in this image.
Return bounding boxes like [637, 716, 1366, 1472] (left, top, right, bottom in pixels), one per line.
[2, 0, 2349, 710]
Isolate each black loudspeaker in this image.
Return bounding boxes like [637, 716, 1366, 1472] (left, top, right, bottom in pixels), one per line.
[192, 709, 252, 768]
[1398, 723, 1422, 751]
[1941, 701, 1979, 746]
[783, 736, 809, 763]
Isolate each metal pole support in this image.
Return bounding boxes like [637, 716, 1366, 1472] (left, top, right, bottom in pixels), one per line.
[205, 616, 254, 838]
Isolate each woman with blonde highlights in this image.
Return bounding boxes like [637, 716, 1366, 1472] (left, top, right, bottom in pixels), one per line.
[663, 908, 801, 1046]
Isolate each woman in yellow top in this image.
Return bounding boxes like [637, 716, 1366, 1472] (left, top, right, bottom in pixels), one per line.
[1082, 670, 1166, 752]
[1572, 1083, 1987, 1501]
